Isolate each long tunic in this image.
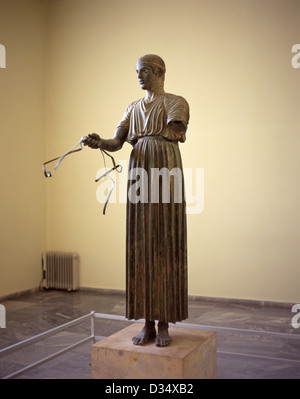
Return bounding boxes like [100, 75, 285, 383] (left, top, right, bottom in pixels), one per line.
[118, 93, 189, 323]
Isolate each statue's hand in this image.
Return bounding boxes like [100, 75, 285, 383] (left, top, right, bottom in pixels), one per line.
[82, 133, 102, 149]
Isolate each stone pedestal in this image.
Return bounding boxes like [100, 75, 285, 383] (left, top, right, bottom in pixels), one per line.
[91, 323, 216, 379]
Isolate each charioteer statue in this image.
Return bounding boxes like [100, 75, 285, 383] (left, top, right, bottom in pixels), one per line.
[83, 54, 189, 347]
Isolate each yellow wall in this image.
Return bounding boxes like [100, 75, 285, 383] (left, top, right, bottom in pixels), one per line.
[1, 0, 300, 303]
[0, 0, 47, 296]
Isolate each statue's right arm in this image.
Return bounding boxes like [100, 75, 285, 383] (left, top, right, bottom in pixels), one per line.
[83, 126, 129, 152]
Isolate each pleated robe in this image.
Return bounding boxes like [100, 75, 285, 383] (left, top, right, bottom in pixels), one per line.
[118, 93, 189, 323]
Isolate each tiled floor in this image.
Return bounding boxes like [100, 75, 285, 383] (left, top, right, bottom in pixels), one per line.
[0, 290, 299, 379]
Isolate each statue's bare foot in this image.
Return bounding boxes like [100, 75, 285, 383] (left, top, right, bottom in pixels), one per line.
[155, 321, 172, 347]
[132, 321, 156, 345]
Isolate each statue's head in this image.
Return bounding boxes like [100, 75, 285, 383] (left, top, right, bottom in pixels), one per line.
[136, 54, 166, 91]
[136, 54, 166, 77]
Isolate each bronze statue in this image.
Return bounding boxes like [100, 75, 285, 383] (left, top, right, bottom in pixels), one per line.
[83, 54, 189, 347]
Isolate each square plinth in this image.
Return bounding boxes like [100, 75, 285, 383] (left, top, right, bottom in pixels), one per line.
[91, 323, 216, 379]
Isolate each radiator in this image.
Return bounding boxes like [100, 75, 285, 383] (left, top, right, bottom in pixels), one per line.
[41, 251, 79, 291]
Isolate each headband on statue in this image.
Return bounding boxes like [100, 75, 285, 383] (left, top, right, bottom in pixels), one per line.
[142, 60, 166, 72]
[137, 54, 166, 73]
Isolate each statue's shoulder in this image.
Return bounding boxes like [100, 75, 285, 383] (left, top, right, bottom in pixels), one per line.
[164, 93, 189, 106]
[163, 93, 189, 114]
[129, 98, 143, 108]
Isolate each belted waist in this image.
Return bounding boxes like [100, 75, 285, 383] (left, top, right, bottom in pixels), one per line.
[137, 135, 178, 145]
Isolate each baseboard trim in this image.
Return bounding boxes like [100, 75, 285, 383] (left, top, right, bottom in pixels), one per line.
[0, 287, 40, 302]
[80, 286, 125, 296]
[187, 294, 295, 309]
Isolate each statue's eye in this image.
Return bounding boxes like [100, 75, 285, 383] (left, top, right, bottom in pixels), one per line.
[136, 68, 149, 75]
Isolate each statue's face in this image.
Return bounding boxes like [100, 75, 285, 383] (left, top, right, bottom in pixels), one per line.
[136, 61, 157, 91]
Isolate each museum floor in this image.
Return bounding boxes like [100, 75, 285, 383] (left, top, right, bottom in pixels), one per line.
[0, 290, 299, 379]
